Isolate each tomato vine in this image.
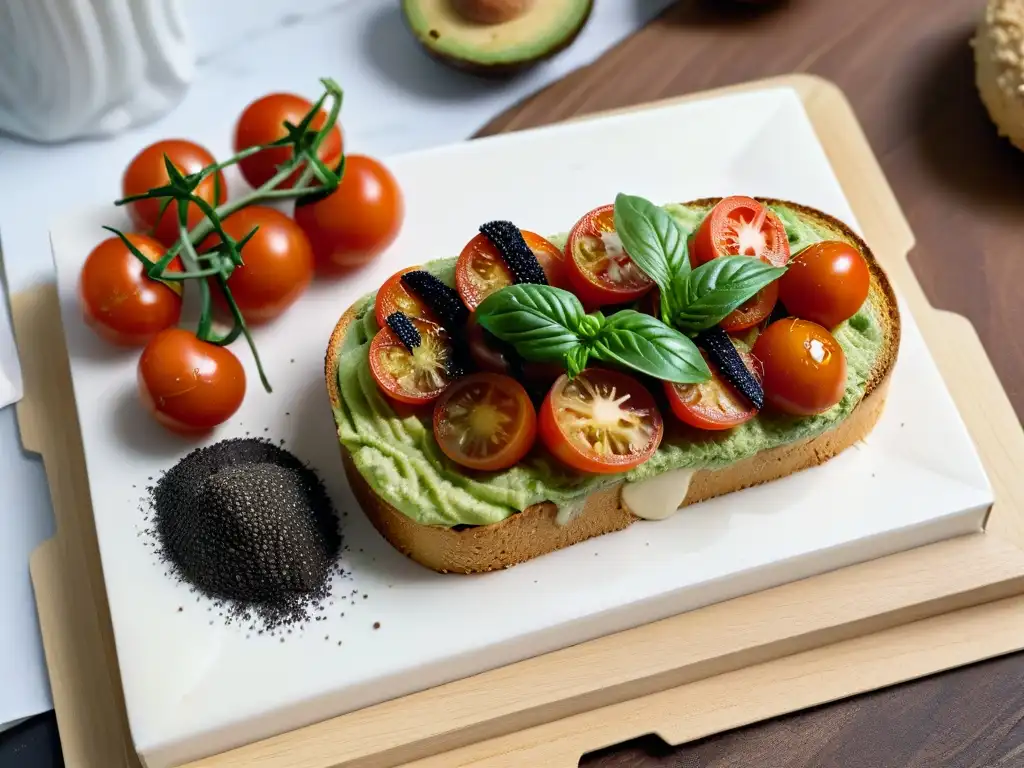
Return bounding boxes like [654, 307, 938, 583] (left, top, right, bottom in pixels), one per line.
[102, 77, 346, 393]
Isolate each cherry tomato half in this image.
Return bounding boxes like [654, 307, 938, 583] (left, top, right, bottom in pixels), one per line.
[137, 328, 246, 434]
[234, 93, 343, 190]
[433, 373, 537, 472]
[454, 229, 568, 311]
[721, 280, 780, 333]
[777, 240, 871, 329]
[465, 313, 564, 390]
[565, 204, 655, 308]
[539, 369, 664, 475]
[691, 196, 790, 268]
[122, 139, 227, 248]
[374, 266, 437, 329]
[369, 318, 454, 405]
[752, 318, 847, 416]
[294, 154, 404, 272]
[79, 234, 183, 346]
[201, 206, 314, 325]
[664, 349, 762, 430]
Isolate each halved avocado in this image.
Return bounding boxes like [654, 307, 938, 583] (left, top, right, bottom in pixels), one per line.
[402, 0, 594, 76]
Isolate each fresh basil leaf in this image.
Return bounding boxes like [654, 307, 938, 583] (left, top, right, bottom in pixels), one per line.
[565, 345, 590, 378]
[675, 256, 786, 333]
[475, 284, 585, 362]
[592, 310, 710, 384]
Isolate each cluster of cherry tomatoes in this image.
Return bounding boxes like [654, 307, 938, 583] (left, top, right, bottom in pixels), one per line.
[366, 195, 871, 476]
[78, 91, 405, 434]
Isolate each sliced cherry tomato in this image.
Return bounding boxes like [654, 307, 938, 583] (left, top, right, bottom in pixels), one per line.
[374, 266, 436, 328]
[691, 196, 790, 268]
[777, 240, 871, 329]
[122, 140, 227, 248]
[664, 349, 762, 430]
[565, 204, 655, 308]
[720, 280, 780, 333]
[137, 328, 246, 434]
[465, 313, 564, 389]
[200, 206, 313, 325]
[752, 318, 847, 416]
[79, 234, 184, 346]
[294, 154, 404, 272]
[369, 318, 454, 405]
[539, 369, 663, 475]
[234, 93, 343, 190]
[432, 373, 537, 471]
[454, 230, 569, 310]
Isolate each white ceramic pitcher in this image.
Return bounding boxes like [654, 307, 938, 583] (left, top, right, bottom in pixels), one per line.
[0, 0, 194, 143]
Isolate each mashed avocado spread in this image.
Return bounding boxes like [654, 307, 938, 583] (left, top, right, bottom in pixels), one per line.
[331, 204, 885, 528]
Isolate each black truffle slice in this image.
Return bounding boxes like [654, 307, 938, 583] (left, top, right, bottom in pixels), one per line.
[479, 220, 548, 286]
[400, 270, 469, 329]
[385, 311, 421, 351]
[696, 326, 765, 410]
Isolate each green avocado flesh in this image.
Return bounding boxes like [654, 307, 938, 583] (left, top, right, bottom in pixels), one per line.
[332, 204, 886, 529]
[402, 0, 592, 68]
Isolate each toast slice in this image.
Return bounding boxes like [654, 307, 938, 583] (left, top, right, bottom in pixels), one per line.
[325, 199, 901, 574]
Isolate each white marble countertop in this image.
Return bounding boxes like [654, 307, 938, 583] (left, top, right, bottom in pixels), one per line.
[0, 0, 675, 731]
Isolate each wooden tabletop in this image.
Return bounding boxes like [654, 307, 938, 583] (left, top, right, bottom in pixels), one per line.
[481, 0, 1024, 765]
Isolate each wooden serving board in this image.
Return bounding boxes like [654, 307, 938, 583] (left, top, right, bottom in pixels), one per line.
[13, 74, 1024, 768]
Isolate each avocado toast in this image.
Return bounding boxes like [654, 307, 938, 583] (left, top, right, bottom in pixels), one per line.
[326, 196, 900, 573]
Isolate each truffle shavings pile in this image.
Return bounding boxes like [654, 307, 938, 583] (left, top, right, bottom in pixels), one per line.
[149, 438, 343, 632]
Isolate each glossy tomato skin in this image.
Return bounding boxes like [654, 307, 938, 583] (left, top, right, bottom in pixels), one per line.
[539, 369, 664, 475]
[454, 230, 569, 310]
[374, 266, 435, 328]
[200, 206, 313, 325]
[294, 155, 404, 272]
[691, 196, 790, 268]
[234, 93, 343, 190]
[565, 204, 655, 309]
[123, 140, 227, 248]
[664, 350, 761, 431]
[368, 318, 453, 405]
[752, 318, 847, 416]
[137, 329, 246, 434]
[79, 234, 183, 346]
[432, 373, 537, 472]
[777, 240, 870, 329]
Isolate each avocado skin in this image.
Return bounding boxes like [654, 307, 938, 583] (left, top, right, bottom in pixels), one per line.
[401, 0, 594, 78]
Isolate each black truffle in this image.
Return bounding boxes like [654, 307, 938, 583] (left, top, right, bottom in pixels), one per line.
[400, 270, 469, 329]
[696, 326, 765, 410]
[479, 220, 548, 286]
[385, 311, 421, 352]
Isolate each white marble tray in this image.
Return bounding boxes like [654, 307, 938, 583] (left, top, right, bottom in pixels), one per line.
[47, 86, 991, 768]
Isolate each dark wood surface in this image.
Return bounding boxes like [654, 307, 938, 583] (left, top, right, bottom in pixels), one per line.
[480, 0, 1024, 766]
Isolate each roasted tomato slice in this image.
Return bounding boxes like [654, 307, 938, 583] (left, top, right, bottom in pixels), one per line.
[691, 196, 791, 268]
[664, 349, 762, 431]
[752, 318, 847, 416]
[565, 204, 655, 308]
[454, 229, 567, 311]
[432, 373, 537, 472]
[369, 318, 454, 405]
[539, 369, 663, 475]
[374, 266, 437, 328]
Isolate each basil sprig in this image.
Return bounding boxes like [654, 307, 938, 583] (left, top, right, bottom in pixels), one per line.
[613, 193, 786, 334]
[475, 284, 710, 384]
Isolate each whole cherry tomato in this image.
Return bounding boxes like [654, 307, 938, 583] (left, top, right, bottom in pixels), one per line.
[293, 154, 404, 272]
[201, 206, 314, 325]
[777, 240, 871, 329]
[79, 234, 183, 346]
[234, 93, 343, 190]
[137, 329, 247, 434]
[752, 318, 847, 416]
[122, 140, 226, 248]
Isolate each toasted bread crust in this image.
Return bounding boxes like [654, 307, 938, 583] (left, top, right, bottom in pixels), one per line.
[325, 199, 901, 573]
